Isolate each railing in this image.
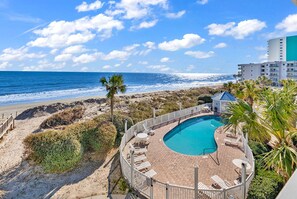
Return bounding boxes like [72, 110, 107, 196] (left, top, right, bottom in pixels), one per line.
[119, 104, 255, 199]
[0, 115, 14, 139]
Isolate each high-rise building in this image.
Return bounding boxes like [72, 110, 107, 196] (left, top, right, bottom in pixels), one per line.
[268, 35, 297, 62]
[238, 35, 297, 86]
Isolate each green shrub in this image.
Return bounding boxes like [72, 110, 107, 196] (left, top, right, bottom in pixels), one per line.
[40, 106, 85, 129]
[42, 138, 83, 173]
[249, 141, 270, 159]
[248, 169, 284, 199]
[197, 94, 212, 104]
[87, 121, 117, 152]
[24, 115, 117, 173]
[24, 131, 83, 173]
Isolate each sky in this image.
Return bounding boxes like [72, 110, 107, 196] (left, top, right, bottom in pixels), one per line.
[0, 0, 296, 73]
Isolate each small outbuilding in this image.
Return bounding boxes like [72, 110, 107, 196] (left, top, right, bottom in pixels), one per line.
[212, 91, 236, 114]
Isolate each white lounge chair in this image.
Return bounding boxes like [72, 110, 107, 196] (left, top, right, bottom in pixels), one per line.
[198, 182, 221, 198]
[135, 161, 151, 171]
[211, 175, 232, 189]
[143, 124, 155, 135]
[129, 143, 147, 155]
[224, 136, 241, 146]
[134, 154, 147, 163]
[144, 169, 157, 177]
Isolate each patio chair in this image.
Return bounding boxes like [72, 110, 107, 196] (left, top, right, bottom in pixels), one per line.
[127, 154, 147, 164]
[211, 175, 232, 189]
[135, 161, 151, 171]
[143, 123, 155, 136]
[224, 136, 241, 146]
[144, 169, 157, 178]
[198, 182, 222, 198]
[129, 143, 147, 155]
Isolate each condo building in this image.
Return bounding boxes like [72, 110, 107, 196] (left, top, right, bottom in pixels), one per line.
[238, 35, 297, 85]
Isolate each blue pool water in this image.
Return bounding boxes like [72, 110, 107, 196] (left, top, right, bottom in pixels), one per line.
[163, 115, 224, 156]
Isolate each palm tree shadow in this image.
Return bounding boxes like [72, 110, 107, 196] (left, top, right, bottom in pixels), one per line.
[0, 159, 105, 199]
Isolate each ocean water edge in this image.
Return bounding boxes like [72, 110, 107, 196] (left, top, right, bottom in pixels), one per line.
[0, 71, 235, 106]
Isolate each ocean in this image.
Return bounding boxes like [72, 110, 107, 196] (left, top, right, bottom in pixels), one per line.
[0, 71, 235, 106]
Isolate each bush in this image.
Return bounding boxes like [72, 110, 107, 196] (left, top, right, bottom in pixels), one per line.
[24, 131, 83, 173]
[24, 115, 118, 173]
[40, 106, 85, 129]
[248, 169, 284, 199]
[197, 94, 212, 104]
[249, 141, 270, 159]
[42, 138, 83, 173]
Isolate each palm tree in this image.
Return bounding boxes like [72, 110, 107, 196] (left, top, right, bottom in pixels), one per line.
[260, 89, 297, 180]
[256, 76, 272, 88]
[223, 99, 269, 141]
[241, 80, 259, 108]
[100, 74, 126, 122]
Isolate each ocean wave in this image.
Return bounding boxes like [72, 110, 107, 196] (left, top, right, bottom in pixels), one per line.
[0, 78, 234, 105]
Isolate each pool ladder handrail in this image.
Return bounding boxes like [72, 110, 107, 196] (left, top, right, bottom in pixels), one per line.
[203, 147, 220, 166]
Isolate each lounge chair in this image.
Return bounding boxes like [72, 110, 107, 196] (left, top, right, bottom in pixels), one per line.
[211, 175, 232, 189]
[129, 143, 147, 155]
[134, 154, 147, 163]
[198, 182, 221, 198]
[144, 169, 157, 177]
[224, 136, 241, 146]
[135, 161, 151, 171]
[143, 124, 155, 135]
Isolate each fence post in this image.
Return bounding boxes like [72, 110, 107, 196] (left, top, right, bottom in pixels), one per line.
[223, 188, 226, 199]
[150, 178, 154, 199]
[124, 119, 127, 133]
[194, 166, 199, 199]
[166, 183, 169, 199]
[179, 103, 182, 111]
[130, 150, 134, 188]
[242, 162, 247, 198]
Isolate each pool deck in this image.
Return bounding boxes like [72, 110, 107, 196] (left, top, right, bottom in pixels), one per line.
[124, 112, 247, 188]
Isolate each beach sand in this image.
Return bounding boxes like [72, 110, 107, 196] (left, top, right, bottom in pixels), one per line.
[0, 86, 222, 198]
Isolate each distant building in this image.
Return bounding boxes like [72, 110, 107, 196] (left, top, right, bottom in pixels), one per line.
[238, 35, 297, 86]
[268, 36, 297, 62]
[212, 91, 236, 114]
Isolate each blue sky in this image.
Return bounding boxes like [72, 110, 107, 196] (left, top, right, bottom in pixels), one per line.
[0, 0, 296, 73]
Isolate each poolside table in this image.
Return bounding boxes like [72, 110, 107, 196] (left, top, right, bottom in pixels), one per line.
[137, 133, 148, 143]
[232, 159, 251, 174]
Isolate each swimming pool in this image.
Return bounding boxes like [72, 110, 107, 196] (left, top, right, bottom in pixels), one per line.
[163, 115, 224, 156]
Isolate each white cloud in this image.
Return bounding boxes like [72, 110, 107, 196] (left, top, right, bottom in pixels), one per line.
[143, 41, 156, 49]
[28, 13, 124, 48]
[50, 49, 58, 55]
[102, 65, 111, 69]
[73, 53, 97, 63]
[166, 10, 186, 19]
[81, 66, 88, 71]
[0, 62, 9, 69]
[276, 14, 297, 33]
[132, 20, 158, 30]
[206, 19, 266, 39]
[259, 53, 268, 62]
[185, 51, 215, 59]
[54, 54, 72, 62]
[0, 46, 46, 61]
[160, 57, 170, 63]
[127, 63, 132, 67]
[186, 65, 195, 72]
[114, 63, 121, 67]
[197, 0, 208, 5]
[123, 44, 140, 51]
[158, 34, 205, 51]
[214, 42, 227, 49]
[76, 0, 104, 12]
[147, 64, 170, 72]
[63, 45, 87, 54]
[102, 50, 130, 60]
[22, 60, 65, 71]
[115, 0, 168, 19]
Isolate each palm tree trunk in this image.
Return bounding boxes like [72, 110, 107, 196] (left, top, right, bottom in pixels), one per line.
[110, 97, 114, 122]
